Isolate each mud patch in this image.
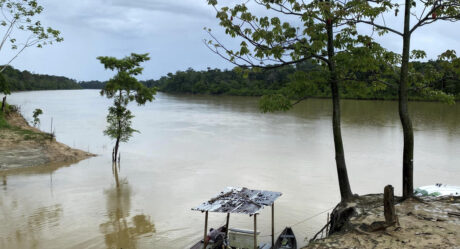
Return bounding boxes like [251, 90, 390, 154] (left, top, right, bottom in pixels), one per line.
[0, 147, 49, 169]
[305, 195, 460, 249]
[0, 111, 95, 172]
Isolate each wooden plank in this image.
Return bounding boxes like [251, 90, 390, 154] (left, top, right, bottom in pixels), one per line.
[271, 203, 274, 247]
[226, 213, 230, 239]
[203, 211, 208, 249]
[254, 214, 257, 249]
[384, 185, 397, 225]
[228, 228, 260, 234]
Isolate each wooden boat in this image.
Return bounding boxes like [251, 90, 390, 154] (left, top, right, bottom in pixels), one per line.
[415, 184, 460, 197]
[190, 187, 283, 249]
[190, 225, 271, 249]
[274, 227, 297, 249]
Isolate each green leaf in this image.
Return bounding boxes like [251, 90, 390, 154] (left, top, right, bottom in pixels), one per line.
[259, 94, 293, 113]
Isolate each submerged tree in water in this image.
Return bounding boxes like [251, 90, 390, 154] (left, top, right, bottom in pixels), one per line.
[98, 53, 156, 162]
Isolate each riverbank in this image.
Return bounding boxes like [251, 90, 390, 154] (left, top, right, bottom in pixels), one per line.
[304, 195, 460, 248]
[154, 91, 460, 102]
[0, 108, 95, 171]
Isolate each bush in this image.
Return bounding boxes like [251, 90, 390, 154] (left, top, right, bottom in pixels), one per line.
[6, 104, 20, 115]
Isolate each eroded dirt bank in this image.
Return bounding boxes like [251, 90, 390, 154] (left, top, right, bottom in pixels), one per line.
[304, 195, 460, 249]
[0, 112, 95, 171]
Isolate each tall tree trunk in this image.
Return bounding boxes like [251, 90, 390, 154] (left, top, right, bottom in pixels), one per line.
[400, 0, 414, 199]
[112, 90, 123, 163]
[1, 96, 6, 112]
[326, 16, 353, 202]
[114, 136, 120, 163]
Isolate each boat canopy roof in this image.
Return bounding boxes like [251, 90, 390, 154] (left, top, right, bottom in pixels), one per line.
[192, 187, 282, 215]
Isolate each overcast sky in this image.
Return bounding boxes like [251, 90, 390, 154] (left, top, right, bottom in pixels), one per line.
[3, 0, 460, 81]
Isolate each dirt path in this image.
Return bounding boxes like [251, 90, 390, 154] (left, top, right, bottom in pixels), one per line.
[0, 111, 95, 171]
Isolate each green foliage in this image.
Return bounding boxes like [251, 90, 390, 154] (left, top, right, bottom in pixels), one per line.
[0, 73, 10, 95]
[151, 61, 318, 96]
[0, 110, 9, 128]
[98, 53, 156, 145]
[204, 0, 410, 118]
[259, 94, 292, 112]
[2, 66, 82, 90]
[0, 105, 53, 141]
[104, 102, 137, 143]
[9, 125, 54, 141]
[0, 0, 63, 72]
[204, 0, 460, 114]
[205, 0, 389, 66]
[408, 50, 460, 104]
[98, 53, 156, 106]
[350, 0, 460, 106]
[79, 80, 106, 89]
[150, 59, 460, 102]
[32, 108, 42, 127]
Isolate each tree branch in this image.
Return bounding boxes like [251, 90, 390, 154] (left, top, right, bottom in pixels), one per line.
[291, 96, 309, 106]
[410, 1, 460, 34]
[350, 19, 403, 36]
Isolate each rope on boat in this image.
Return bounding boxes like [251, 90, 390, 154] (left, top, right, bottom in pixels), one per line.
[259, 206, 335, 237]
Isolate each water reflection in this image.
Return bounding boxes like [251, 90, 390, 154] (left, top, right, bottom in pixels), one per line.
[160, 95, 460, 135]
[2, 175, 6, 190]
[0, 202, 63, 249]
[0, 160, 84, 176]
[3, 91, 460, 248]
[100, 163, 155, 249]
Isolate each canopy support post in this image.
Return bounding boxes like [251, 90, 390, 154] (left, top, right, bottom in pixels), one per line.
[272, 203, 275, 247]
[225, 213, 230, 238]
[254, 213, 258, 249]
[203, 211, 208, 249]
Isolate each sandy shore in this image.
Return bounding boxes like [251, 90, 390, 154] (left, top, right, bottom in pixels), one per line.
[304, 195, 460, 249]
[0, 112, 95, 171]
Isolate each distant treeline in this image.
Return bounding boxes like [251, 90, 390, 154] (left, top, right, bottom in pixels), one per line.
[142, 60, 460, 100]
[4, 61, 459, 101]
[3, 66, 107, 92]
[79, 80, 105, 89]
[146, 61, 320, 96]
[3, 66, 81, 91]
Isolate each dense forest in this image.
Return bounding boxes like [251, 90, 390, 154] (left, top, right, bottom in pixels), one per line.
[145, 61, 320, 96]
[145, 60, 460, 100]
[3, 66, 82, 91]
[2, 67, 107, 91]
[3, 60, 459, 101]
[78, 80, 105, 89]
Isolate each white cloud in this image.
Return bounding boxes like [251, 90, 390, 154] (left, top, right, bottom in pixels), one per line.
[5, 0, 460, 81]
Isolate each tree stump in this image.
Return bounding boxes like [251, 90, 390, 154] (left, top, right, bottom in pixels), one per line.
[384, 185, 397, 225]
[1, 96, 6, 112]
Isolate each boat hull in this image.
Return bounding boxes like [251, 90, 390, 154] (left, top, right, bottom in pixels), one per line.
[274, 227, 297, 249]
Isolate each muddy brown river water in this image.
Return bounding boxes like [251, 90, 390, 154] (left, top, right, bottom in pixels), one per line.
[1, 90, 459, 248]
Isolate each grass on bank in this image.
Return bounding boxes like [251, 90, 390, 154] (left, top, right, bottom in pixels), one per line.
[0, 103, 54, 141]
[0, 106, 10, 129]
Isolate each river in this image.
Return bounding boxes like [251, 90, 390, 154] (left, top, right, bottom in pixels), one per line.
[1, 90, 459, 248]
